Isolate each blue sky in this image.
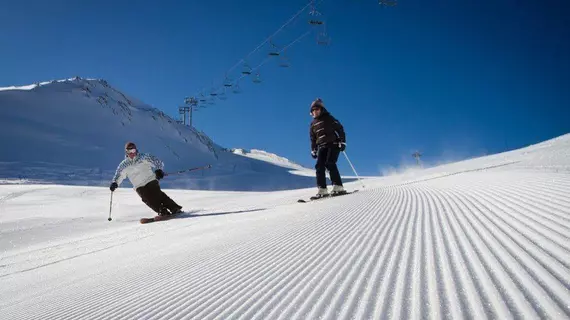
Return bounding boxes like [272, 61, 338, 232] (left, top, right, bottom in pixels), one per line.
[1, 0, 569, 176]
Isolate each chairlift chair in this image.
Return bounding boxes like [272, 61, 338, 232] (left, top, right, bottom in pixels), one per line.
[279, 56, 290, 68]
[279, 51, 290, 67]
[219, 88, 228, 100]
[379, 0, 397, 6]
[233, 82, 242, 94]
[223, 76, 233, 87]
[317, 31, 331, 45]
[242, 62, 252, 75]
[308, 1, 323, 25]
[268, 40, 280, 56]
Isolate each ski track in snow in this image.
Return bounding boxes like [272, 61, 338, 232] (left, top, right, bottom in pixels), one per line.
[1, 170, 570, 319]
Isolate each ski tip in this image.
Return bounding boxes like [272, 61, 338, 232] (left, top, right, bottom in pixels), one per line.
[297, 189, 359, 204]
[140, 218, 154, 224]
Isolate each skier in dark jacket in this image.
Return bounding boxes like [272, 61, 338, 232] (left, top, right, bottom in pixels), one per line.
[110, 142, 183, 218]
[309, 98, 347, 198]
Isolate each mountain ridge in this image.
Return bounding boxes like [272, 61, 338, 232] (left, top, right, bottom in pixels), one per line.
[0, 76, 317, 191]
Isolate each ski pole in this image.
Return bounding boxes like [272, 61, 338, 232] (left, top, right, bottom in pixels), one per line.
[108, 191, 113, 221]
[165, 164, 212, 176]
[342, 151, 365, 189]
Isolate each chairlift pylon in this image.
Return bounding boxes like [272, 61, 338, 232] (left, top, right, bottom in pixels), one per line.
[184, 96, 198, 106]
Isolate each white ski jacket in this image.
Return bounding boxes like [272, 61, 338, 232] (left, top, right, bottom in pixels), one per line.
[112, 153, 164, 189]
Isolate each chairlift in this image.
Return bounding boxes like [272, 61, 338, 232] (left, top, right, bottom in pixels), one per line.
[233, 82, 242, 94]
[241, 62, 252, 75]
[308, 1, 323, 25]
[279, 51, 290, 67]
[223, 75, 233, 87]
[379, 0, 397, 6]
[210, 89, 218, 97]
[268, 40, 280, 56]
[219, 88, 228, 100]
[279, 56, 290, 68]
[252, 73, 262, 84]
[316, 31, 331, 45]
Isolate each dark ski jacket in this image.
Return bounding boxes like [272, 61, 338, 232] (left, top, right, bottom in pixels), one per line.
[310, 108, 346, 151]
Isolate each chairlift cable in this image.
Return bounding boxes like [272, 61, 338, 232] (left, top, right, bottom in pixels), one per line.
[225, 0, 318, 75]
[232, 30, 313, 85]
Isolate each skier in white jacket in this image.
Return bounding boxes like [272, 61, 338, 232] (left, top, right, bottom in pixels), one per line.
[110, 142, 183, 217]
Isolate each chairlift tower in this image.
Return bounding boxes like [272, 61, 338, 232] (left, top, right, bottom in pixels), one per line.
[179, 97, 198, 127]
[412, 151, 423, 166]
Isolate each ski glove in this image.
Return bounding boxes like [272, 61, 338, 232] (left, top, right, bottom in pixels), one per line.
[155, 169, 165, 180]
[110, 182, 118, 191]
[311, 150, 318, 159]
[338, 142, 346, 152]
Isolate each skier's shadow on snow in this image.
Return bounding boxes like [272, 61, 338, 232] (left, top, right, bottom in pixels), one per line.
[176, 208, 267, 219]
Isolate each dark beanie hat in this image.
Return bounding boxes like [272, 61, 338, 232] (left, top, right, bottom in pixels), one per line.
[125, 142, 137, 150]
[311, 98, 324, 110]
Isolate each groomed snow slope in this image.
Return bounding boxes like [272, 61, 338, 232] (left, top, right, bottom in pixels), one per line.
[0, 77, 316, 191]
[0, 134, 569, 320]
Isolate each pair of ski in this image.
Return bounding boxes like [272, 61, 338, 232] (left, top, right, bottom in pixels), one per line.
[140, 190, 358, 223]
[140, 211, 187, 224]
[297, 190, 358, 203]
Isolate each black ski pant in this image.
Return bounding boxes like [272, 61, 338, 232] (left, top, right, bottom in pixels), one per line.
[136, 180, 181, 215]
[315, 145, 343, 189]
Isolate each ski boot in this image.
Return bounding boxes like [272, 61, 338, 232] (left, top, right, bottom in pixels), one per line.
[310, 187, 330, 200]
[153, 206, 171, 221]
[331, 185, 347, 196]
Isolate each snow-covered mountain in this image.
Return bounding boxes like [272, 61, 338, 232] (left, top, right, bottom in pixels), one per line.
[230, 148, 307, 170]
[0, 133, 568, 319]
[0, 77, 315, 191]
